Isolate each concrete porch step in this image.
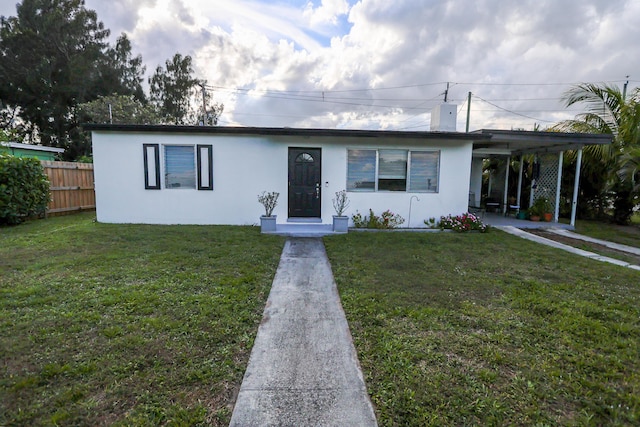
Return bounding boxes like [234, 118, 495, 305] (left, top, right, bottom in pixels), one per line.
[263, 223, 343, 237]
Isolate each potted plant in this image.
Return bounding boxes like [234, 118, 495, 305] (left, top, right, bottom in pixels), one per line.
[529, 197, 551, 222]
[332, 190, 350, 232]
[258, 191, 279, 232]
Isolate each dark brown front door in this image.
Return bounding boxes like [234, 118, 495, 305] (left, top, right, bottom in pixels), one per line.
[288, 147, 321, 218]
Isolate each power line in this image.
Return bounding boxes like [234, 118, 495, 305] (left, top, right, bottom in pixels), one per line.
[204, 79, 636, 127]
[472, 95, 556, 123]
[205, 78, 634, 96]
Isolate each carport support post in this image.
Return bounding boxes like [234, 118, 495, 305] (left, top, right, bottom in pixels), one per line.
[570, 149, 583, 227]
[516, 156, 524, 209]
[555, 151, 563, 222]
[503, 156, 510, 214]
[530, 154, 537, 207]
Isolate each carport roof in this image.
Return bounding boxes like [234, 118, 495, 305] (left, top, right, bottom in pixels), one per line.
[471, 129, 613, 155]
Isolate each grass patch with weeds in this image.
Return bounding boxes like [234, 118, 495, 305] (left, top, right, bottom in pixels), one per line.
[0, 213, 284, 426]
[325, 230, 640, 426]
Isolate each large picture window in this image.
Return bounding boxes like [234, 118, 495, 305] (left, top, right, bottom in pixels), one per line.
[347, 149, 439, 192]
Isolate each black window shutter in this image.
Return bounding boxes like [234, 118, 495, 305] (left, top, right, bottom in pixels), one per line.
[143, 144, 161, 189]
[197, 145, 213, 190]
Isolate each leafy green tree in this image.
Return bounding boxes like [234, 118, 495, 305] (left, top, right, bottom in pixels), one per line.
[0, 0, 146, 159]
[78, 94, 161, 125]
[554, 83, 640, 224]
[103, 34, 147, 102]
[149, 53, 222, 125]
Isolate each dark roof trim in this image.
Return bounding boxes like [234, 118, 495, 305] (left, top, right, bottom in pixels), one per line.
[82, 124, 487, 141]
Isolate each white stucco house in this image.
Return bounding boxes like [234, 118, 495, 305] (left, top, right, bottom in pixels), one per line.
[85, 105, 611, 229]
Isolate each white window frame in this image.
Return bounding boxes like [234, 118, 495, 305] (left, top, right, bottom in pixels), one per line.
[346, 148, 440, 193]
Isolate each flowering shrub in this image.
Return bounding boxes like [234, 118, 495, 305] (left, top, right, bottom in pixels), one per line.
[352, 209, 405, 229]
[436, 212, 489, 233]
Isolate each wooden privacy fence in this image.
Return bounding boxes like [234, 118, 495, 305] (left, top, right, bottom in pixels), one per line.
[41, 161, 95, 216]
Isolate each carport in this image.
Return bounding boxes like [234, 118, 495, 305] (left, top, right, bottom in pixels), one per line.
[468, 130, 612, 227]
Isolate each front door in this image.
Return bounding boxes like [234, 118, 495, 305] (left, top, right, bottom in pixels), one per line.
[288, 147, 321, 218]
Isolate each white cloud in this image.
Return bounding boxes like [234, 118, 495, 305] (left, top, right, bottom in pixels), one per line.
[303, 0, 350, 27]
[2, 0, 639, 130]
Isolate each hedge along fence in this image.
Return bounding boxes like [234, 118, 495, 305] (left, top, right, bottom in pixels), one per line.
[0, 154, 50, 225]
[41, 161, 95, 216]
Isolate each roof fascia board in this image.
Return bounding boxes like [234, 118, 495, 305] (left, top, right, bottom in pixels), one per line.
[83, 124, 486, 141]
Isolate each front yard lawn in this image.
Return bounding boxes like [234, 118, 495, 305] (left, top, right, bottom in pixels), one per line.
[0, 213, 284, 426]
[325, 230, 640, 426]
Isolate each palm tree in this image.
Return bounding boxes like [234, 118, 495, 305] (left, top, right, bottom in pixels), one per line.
[553, 83, 640, 224]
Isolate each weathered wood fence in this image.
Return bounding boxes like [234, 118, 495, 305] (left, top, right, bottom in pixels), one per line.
[41, 161, 95, 216]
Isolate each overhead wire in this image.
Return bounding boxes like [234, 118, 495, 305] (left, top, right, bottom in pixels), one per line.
[203, 79, 635, 126]
[471, 94, 557, 123]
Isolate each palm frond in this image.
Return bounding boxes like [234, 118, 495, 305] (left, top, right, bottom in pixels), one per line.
[618, 146, 640, 193]
[561, 83, 623, 135]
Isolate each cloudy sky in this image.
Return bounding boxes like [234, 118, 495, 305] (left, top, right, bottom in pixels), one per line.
[2, 0, 639, 130]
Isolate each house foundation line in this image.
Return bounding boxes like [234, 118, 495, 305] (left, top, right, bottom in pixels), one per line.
[497, 226, 640, 271]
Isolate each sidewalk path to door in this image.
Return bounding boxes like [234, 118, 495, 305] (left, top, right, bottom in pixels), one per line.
[229, 237, 378, 427]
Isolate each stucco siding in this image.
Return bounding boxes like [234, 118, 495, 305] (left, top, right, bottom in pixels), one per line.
[92, 131, 473, 226]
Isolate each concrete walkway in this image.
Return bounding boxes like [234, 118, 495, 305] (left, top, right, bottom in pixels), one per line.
[229, 238, 378, 427]
[547, 228, 640, 256]
[498, 226, 640, 271]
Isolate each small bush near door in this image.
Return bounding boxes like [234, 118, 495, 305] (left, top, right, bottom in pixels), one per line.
[352, 209, 405, 229]
[0, 155, 50, 225]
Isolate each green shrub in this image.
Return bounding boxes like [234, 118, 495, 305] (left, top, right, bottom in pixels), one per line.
[0, 154, 50, 225]
[352, 209, 405, 229]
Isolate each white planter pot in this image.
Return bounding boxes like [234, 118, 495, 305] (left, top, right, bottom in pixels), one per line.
[260, 215, 277, 233]
[332, 215, 349, 233]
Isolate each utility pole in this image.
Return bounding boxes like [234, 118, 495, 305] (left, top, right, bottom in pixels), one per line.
[465, 92, 471, 133]
[200, 83, 207, 126]
[443, 82, 449, 102]
[623, 75, 629, 100]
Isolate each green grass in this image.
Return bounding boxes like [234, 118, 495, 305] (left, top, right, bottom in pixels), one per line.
[0, 213, 284, 426]
[574, 219, 640, 248]
[325, 230, 640, 426]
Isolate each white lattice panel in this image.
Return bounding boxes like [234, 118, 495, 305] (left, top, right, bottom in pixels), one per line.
[533, 153, 559, 211]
